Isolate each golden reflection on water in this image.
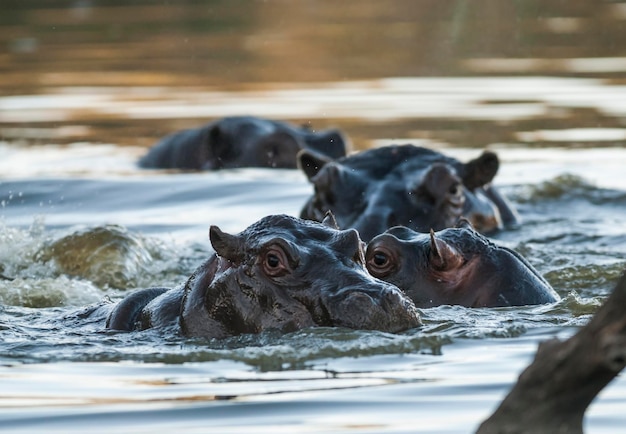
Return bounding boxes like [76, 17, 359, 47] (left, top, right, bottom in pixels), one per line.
[2, 77, 626, 151]
[1, 1, 626, 149]
[0, 364, 396, 408]
[3, 0, 626, 88]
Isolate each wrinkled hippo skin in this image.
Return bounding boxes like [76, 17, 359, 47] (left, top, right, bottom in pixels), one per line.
[139, 116, 348, 170]
[365, 220, 560, 308]
[106, 214, 421, 338]
[299, 144, 519, 242]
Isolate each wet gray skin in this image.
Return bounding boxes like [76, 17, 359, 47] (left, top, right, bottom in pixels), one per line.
[365, 220, 560, 308]
[299, 144, 519, 242]
[139, 115, 348, 170]
[106, 214, 421, 338]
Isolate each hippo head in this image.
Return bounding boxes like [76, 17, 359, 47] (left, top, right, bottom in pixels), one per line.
[139, 116, 348, 171]
[200, 118, 296, 169]
[204, 118, 302, 169]
[202, 117, 348, 170]
[364, 220, 559, 308]
[180, 214, 421, 338]
[299, 144, 512, 242]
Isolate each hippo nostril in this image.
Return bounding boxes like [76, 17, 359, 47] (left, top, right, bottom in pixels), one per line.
[384, 290, 400, 305]
[445, 183, 465, 212]
[345, 292, 380, 316]
[333, 285, 421, 331]
[449, 183, 461, 196]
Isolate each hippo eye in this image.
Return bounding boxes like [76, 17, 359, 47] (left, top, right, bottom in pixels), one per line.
[365, 246, 396, 278]
[262, 246, 291, 277]
[267, 253, 280, 268]
[373, 252, 388, 266]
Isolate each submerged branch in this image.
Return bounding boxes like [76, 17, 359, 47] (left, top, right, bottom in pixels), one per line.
[477, 270, 626, 434]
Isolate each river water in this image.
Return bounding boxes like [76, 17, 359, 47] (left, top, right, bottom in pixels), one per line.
[2, 2, 626, 433]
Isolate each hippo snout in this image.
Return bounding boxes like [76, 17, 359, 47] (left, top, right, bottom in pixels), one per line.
[330, 284, 421, 333]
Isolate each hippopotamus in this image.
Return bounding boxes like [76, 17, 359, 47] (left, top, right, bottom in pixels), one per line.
[298, 144, 519, 242]
[105, 214, 421, 338]
[138, 116, 349, 170]
[364, 219, 560, 308]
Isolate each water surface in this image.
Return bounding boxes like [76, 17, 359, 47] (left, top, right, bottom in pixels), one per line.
[1, 1, 626, 433]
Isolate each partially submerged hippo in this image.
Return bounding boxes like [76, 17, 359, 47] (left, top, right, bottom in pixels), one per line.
[365, 220, 559, 308]
[299, 144, 519, 242]
[139, 116, 348, 170]
[106, 214, 421, 338]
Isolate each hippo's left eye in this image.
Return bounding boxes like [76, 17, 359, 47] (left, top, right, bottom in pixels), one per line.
[262, 247, 291, 277]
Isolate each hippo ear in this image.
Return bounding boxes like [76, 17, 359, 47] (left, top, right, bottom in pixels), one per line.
[462, 151, 499, 190]
[209, 225, 243, 263]
[304, 129, 348, 160]
[429, 229, 464, 271]
[297, 149, 333, 180]
[321, 211, 340, 230]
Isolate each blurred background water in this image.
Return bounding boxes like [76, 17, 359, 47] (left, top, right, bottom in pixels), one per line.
[1, 1, 626, 432]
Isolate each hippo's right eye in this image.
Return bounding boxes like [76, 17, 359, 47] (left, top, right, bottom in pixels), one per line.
[373, 253, 388, 266]
[267, 253, 280, 268]
[365, 246, 396, 278]
[262, 247, 291, 277]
